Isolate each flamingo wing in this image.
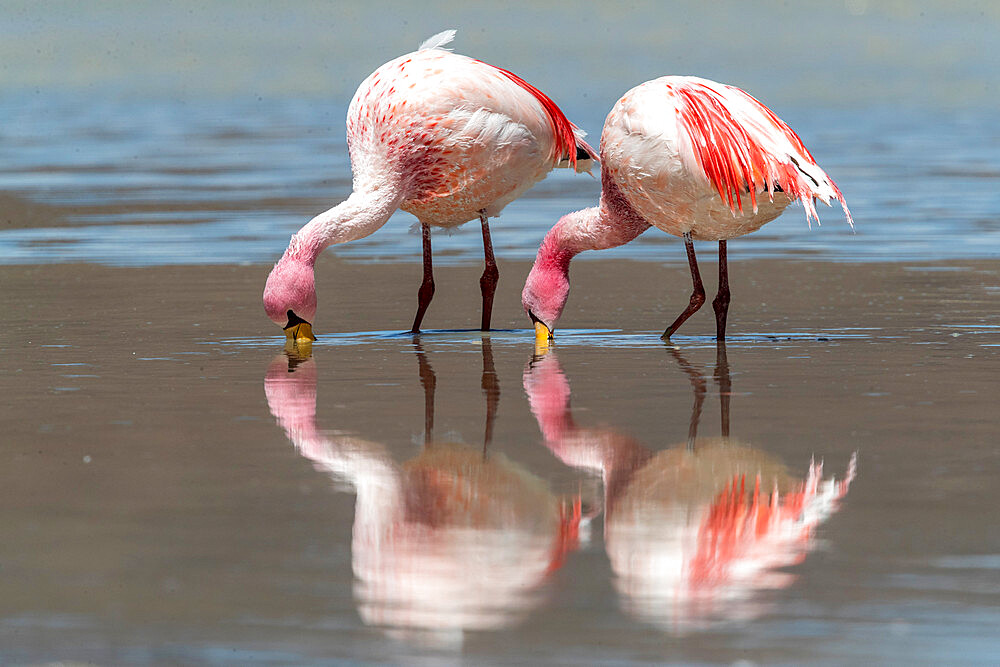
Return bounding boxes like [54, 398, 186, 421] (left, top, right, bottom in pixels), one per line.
[419, 30, 597, 171]
[668, 77, 852, 226]
[484, 63, 598, 171]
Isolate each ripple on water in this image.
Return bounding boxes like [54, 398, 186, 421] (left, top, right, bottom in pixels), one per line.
[211, 327, 883, 352]
[1, 96, 1000, 267]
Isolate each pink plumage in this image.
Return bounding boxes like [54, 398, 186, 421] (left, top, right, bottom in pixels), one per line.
[673, 81, 851, 224]
[487, 63, 589, 170]
[522, 349, 857, 630]
[523, 76, 852, 340]
[264, 30, 596, 335]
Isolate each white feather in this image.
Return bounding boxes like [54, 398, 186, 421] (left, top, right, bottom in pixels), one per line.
[419, 29, 457, 51]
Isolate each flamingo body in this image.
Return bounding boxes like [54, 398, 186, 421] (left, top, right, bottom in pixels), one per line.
[264, 30, 594, 333]
[522, 76, 851, 338]
[604, 76, 850, 241]
[523, 349, 857, 631]
[349, 45, 587, 227]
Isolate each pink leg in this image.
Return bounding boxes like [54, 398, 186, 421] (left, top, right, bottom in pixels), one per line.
[479, 211, 499, 332]
[662, 233, 706, 339]
[410, 222, 435, 333]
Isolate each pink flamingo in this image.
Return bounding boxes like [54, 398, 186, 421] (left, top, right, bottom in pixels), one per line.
[522, 76, 852, 342]
[523, 347, 856, 632]
[263, 30, 596, 341]
[264, 345, 581, 646]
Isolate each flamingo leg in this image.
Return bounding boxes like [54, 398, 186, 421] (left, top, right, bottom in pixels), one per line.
[410, 222, 435, 333]
[662, 232, 706, 339]
[713, 240, 731, 341]
[666, 346, 707, 450]
[714, 340, 731, 438]
[413, 339, 436, 442]
[479, 211, 500, 332]
[481, 336, 499, 456]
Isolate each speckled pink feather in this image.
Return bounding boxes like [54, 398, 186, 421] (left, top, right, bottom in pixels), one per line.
[264, 30, 594, 328]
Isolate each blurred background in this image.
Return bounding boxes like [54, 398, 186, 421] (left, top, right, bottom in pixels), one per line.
[1, 0, 999, 265]
[3, 0, 997, 107]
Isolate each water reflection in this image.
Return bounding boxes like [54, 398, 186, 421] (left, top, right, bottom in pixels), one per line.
[264, 341, 580, 646]
[523, 343, 856, 633]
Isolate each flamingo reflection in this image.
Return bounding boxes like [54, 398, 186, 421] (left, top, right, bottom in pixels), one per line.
[265, 341, 580, 645]
[523, 343, 855, 633]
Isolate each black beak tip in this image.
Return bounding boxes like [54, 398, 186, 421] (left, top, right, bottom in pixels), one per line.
[283, 309, 310, 330]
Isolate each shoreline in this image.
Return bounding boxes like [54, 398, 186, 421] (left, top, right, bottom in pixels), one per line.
[3, 256, 997, 344]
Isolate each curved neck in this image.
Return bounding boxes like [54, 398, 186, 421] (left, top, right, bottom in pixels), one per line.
[534, 170, 651, 272]
[263, 358, 404, 522]
[534, 207, 600, 274]
[286, 186, 405, 264]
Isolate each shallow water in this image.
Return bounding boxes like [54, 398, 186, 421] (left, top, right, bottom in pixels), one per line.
[3, 259, 1000, 664]
[2, 3, 1000, 267]
[2, 99, 999, 267]
[3, 2, 1000, 664]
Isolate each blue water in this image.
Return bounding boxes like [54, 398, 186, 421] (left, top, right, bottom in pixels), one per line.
[1, 1, 999, 267]
[3, 4, 1000, 665]
[2, 97, 997, 266]
[214, 327, 891, 352]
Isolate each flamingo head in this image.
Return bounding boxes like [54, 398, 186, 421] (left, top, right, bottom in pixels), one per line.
[521, 250, 571, 346]
[263, 253, 318, 341]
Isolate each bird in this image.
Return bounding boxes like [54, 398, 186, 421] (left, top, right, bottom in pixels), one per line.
[263, 30, 596, 342]
[523, 345, 856, 631]
[521, 76, 852, 343]
[264, 343, 581, 644]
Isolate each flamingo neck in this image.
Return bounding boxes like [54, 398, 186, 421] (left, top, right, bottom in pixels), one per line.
[285, 186, 404, 264]
[265, 365, 405, 520]
[534, 169, 650, 273]
[534, 207, 601, 275]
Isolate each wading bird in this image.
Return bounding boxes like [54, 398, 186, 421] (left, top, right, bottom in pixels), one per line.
[263, 30, 596, 341]
[523, 345, 855, 631]
[264, 343, 581, 645]
[522, 76, 851, 343]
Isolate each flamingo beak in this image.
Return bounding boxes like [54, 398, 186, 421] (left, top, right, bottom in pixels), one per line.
[285, 322, 316, 342]
[284, 311, 317, 342]
[534, 320, 553, 349]
[284, 338, 313, 360]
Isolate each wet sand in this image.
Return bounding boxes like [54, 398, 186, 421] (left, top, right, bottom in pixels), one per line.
[4, 2, 1000, 662]
[5, 253, 998, 338]
[2, 256, 998, 664]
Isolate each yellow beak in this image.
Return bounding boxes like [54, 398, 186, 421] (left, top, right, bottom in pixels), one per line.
[284, 321, 317, 342]
[284, 338, 313, 360]
[534, 320, 552, 349]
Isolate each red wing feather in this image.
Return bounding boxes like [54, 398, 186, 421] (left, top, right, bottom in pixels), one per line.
[673, 82, 821, 217]
[485, 62, 596, 169]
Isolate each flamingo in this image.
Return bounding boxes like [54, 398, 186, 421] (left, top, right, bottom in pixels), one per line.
[523, 345, 856, 632]
[521, 76, 852, 343]
[263, 30, 596, 341]
[264, 343, 581, 645]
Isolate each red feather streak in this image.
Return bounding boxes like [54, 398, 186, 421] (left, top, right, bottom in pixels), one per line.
[677, 85, 765, 214]
[484, 62, 591, 169]
[675, 83, 822, 217]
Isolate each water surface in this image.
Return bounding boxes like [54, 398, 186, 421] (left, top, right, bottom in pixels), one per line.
[2, 2, 1000, 664]
[3, 260, 999, 664]
[1, 2, 999, 266]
